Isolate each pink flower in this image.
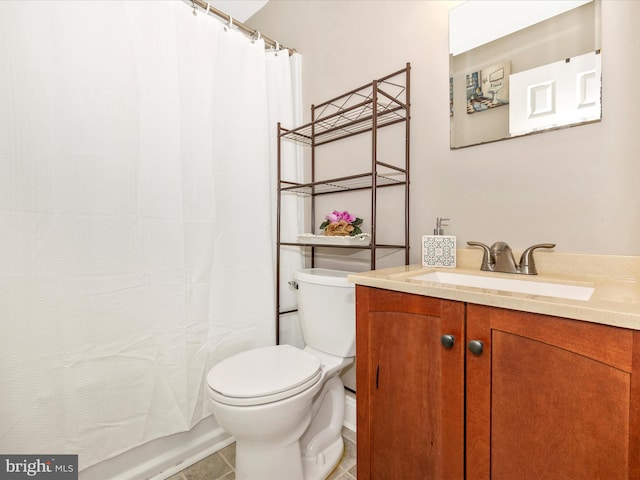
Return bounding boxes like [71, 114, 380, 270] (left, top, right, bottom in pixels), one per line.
[326, 210, 341, 223]
[340, 211, 355, 223]
[326, 210, 355, 224]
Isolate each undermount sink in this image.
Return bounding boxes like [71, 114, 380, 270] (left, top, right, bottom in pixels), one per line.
[412, 271, 594, 301]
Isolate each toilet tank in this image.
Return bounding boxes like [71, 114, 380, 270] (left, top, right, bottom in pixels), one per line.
[294, 268, 355, 357]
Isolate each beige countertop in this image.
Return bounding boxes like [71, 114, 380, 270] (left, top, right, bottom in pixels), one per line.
[348, 249, 640, 331]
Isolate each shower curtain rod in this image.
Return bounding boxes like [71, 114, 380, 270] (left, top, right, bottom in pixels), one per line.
[189, 0, 296, 55]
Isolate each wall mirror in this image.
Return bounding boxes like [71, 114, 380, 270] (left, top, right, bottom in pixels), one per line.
[449, 0, 601, 149]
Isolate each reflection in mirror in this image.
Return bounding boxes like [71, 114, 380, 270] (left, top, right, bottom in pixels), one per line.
[449, 1, 601, 149]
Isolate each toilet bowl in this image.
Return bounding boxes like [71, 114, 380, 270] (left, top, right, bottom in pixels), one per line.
[206, 268, 355, 480]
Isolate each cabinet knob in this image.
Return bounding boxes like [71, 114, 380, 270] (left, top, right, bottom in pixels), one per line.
[440, 334, 455, 349]
[468, 340, 484, 355]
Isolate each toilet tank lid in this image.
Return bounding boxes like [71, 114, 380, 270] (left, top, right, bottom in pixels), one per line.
[294, 268, 354, 288]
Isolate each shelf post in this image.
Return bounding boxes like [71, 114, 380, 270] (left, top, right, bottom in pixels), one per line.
[405, 62, 411, 265]
[276, 122, 282, 344]
[371, 79, 378, 269]
[311, 104, 316, 268]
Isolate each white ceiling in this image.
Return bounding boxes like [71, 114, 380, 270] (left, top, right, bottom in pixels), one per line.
[209, 0, 269, 23]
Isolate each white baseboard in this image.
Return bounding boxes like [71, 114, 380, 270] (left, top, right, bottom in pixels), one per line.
[343, 392, 357, 432]
[79, 416, 233, 480]
[148, 430, 235, 480]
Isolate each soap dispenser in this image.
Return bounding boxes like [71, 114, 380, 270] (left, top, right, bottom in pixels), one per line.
[422, 218, 457, 267]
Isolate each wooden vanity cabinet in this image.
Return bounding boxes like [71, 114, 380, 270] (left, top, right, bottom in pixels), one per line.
[355, 286, 466, 480]
[467, 304, 640, 480]
[357, 286, 640, 480]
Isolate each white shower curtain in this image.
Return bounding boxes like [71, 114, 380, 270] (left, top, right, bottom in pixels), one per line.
[0, 0, 303, 470]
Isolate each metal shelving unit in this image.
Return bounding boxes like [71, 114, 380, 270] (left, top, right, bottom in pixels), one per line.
[276, 63, 411, 341]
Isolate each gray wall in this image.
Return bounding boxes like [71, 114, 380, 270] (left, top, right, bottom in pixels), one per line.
[251, 0, 640, 259]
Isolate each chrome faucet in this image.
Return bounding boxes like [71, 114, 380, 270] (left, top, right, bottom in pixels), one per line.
[467, 241, 556, 275]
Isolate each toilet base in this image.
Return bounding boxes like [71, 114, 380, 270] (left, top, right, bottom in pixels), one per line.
[234, 434, 343, 480]
[229, 375, 347, 480]
[302, 435, 344, 480]
[300, 375, 347, 480]
[235, 440, 305, 480]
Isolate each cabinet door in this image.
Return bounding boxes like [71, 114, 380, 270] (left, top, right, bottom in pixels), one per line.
[466, 304, 640, 480]
[356, 286, 465, 480]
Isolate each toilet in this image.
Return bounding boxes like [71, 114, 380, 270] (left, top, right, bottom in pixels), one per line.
[206, 268, 356, 480]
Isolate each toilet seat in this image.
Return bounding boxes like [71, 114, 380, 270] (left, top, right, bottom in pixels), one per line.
[207, 344, 323, 406]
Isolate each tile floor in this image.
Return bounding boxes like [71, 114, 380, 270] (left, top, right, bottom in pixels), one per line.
[168, 426, 356, 480]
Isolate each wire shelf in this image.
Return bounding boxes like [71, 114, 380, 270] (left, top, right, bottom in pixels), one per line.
[275, 64, 411, 343]
[280, 171, 406, 195]
[280, 67, 408, 146]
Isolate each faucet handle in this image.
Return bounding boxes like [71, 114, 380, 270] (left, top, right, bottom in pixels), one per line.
[467, 241, 492, 271]
[467, 241, 489, 249]
[518, 243, 556, 275]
